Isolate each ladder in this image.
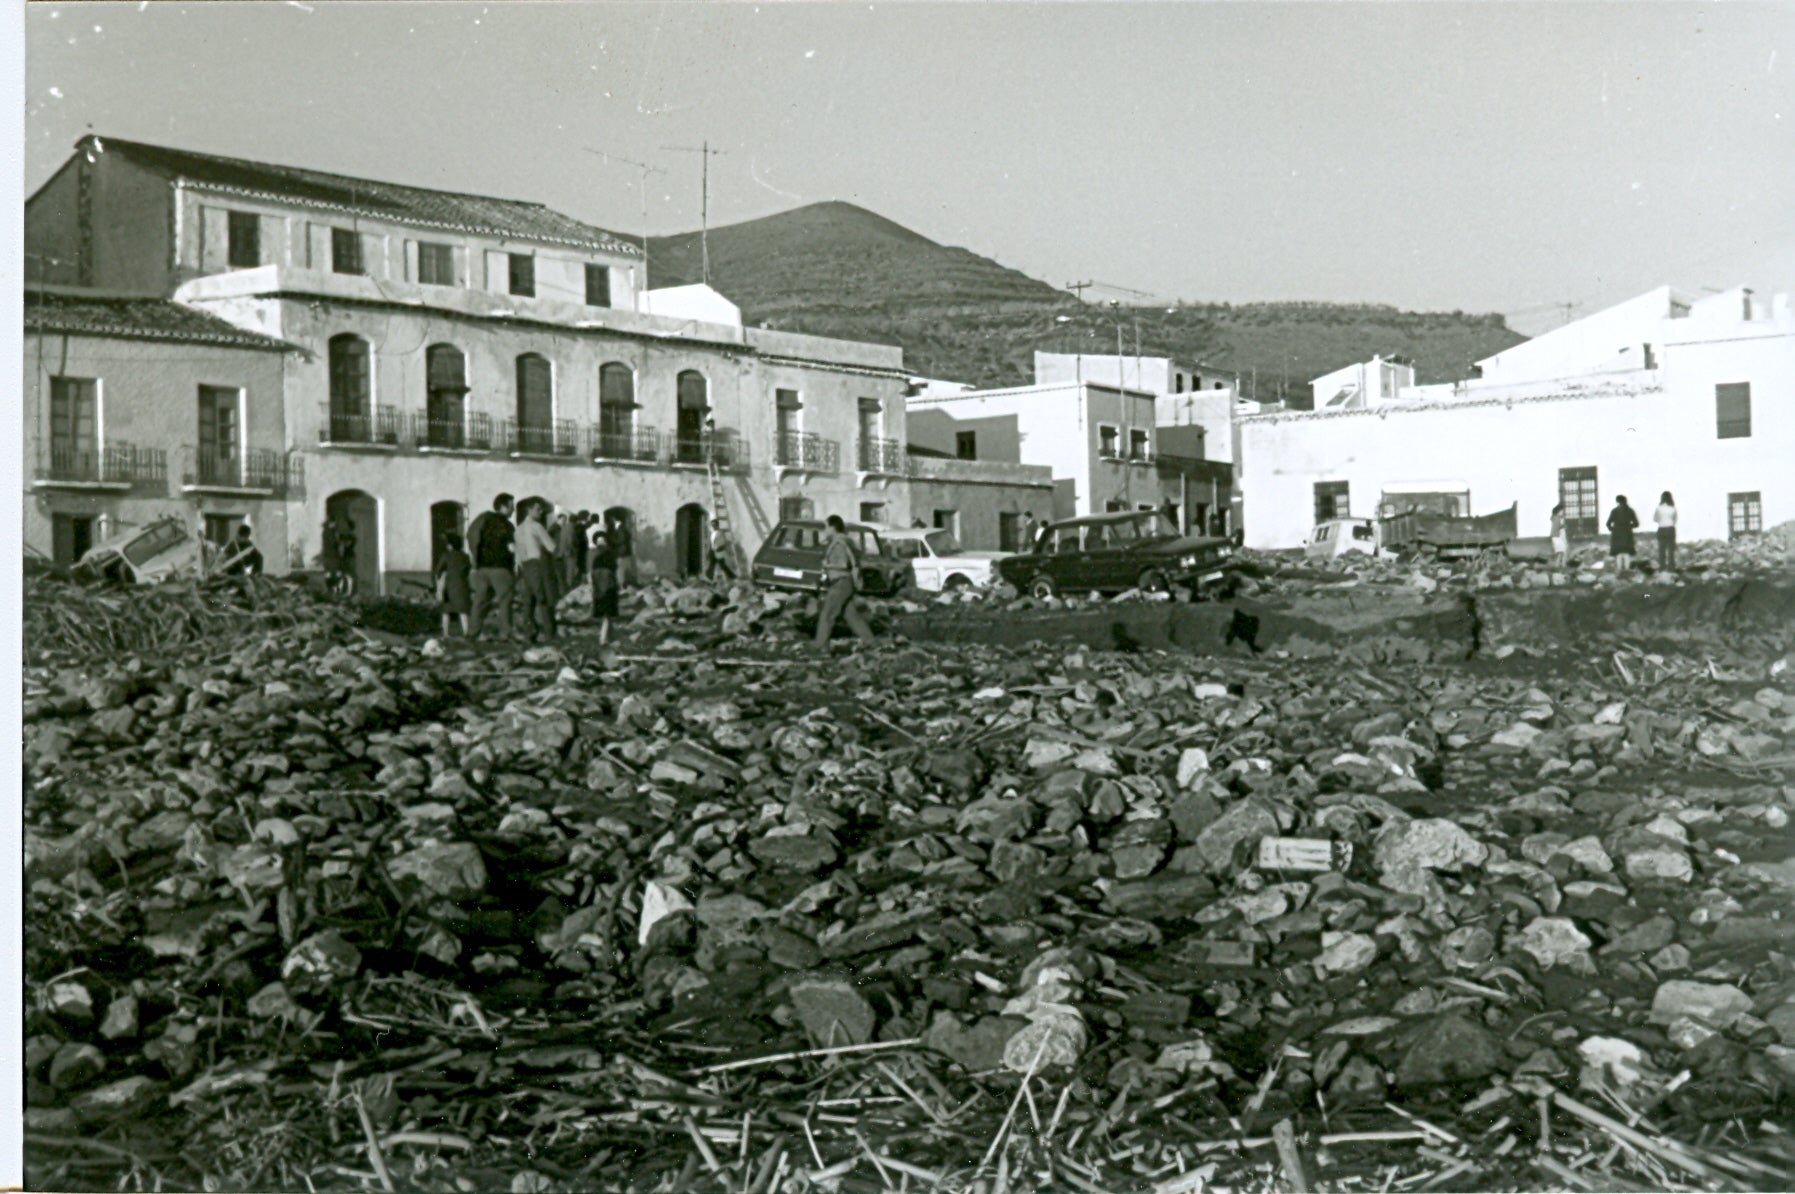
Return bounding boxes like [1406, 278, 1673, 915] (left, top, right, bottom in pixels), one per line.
[703, 424, 744, 574]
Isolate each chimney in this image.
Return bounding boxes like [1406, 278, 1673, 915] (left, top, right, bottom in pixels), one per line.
[1742, 288, 1755, 321]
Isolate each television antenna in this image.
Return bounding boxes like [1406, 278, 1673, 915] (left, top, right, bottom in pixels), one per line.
[582, 148, 665, 284]
[662, 140, 726, 285]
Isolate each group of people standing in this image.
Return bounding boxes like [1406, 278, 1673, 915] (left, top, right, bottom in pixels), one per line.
[1548, 491, 1680, 574]
[432, 495, 631, 646]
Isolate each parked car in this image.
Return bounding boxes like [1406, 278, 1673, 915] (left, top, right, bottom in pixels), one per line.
[880, 527, 1008, 592]
[750, 520, 912, 597]
[71, 516, 206, 585]
[1305, 517, 1380, 559]
[995, 509, 1236, 600]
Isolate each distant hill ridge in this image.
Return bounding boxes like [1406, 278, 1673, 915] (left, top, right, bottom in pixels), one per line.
[649, 202, 1524, 402]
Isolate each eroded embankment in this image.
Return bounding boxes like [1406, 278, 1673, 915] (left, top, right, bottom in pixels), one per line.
[896, 577, 1795, 661]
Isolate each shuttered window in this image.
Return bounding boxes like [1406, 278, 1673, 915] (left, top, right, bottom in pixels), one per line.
[1716, 383, 1751, 439]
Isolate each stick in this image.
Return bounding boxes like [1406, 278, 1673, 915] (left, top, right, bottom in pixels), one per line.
[1272, 1119, 1311, 1193]
[1542, 1088, 1737, 1188]
[354, 1091, 396, 1193]
[694, 1037, 921, 1074]
[685, 1117, 736, 1194]
[978, 1036, 1048, 1175]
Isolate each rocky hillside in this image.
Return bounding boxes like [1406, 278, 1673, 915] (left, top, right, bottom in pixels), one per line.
[649, 202, 1525, 404]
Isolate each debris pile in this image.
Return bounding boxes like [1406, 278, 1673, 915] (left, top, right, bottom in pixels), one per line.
[22, 587, 1795, 1191]
[23, 575, 345, 661]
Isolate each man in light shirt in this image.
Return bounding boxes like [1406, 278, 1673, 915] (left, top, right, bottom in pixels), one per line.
[513, 499, 560, 643]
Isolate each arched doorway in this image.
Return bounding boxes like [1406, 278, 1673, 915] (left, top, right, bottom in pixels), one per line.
[603, 506, 637, 585]
[429, 501, 464, 571]
[674, 503, 707, 579]
[324, 489, 381, 595]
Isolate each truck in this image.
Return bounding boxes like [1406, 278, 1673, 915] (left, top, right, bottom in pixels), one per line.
[1378, 501, 1519, 558]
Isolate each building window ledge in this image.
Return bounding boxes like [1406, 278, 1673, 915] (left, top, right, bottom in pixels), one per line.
[31, 478, 132, 492]
[179, 482, 277, 497]
[594, 455, 665, 471]
[417, 445, 494, 459]
[855, 471, 901, 489]
[319, 439, 400, 454]
[506, 451, 582, 464]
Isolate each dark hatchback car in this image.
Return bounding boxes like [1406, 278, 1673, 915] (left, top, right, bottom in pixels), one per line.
[996, 509, 1237, 599]
[750, 520, 912, 597]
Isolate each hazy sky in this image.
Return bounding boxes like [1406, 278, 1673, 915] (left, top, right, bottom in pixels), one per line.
[23, 2, 1795, 331]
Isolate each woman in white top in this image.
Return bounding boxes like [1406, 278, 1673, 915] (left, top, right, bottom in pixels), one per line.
[1653, 491, 1678, 572]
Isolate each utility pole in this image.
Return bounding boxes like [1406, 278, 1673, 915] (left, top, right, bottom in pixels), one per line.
[582, 148, 665, 291]
[663, 140, 725, 285]
[1066, 280, 1094, 301]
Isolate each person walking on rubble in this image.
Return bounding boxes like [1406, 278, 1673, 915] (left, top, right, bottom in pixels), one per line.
[707, 517, 738, 584]
[1653, 491, 1679, 572]
[1550, 503, 1569, 569]
[1606, 494, 1640, 575]
[435, 530, 472, 638]
[814, 514, 875, 650]
[219, 525, 263, 576]
[514, 498, 560, 643]
[467, 493, 517, 641]
[587, 522, 620, 646]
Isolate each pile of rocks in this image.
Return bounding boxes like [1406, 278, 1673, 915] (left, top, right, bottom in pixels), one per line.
[22, 595, 1795, 1190]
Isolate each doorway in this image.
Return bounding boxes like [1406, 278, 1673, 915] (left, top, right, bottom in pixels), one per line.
[52, 512, 96, 568]
[430, 500, 464, 571]
[324, 489, 381, 595]
[674, 503, 707, 579]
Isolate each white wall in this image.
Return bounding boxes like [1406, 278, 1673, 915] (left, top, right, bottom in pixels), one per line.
[1241, 322, 1793, 549]
[1476, 287, 1684, 384]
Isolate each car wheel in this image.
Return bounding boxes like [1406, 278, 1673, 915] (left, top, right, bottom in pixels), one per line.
[1138, 569, 1169, 594]
[944, 574, 972, 592]
[1029, 576, 1057, 600]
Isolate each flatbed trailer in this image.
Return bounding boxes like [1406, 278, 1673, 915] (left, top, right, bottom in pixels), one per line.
[1379, 502, 1518, 558]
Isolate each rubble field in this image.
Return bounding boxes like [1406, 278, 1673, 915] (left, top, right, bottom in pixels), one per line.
[20, 561, 1795, 1194]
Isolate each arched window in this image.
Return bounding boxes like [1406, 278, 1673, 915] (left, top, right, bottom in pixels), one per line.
[424, 344, 467, 448]
[327, 334, 371, 442]
[515, 353, 554, 454]
[675, 369, 709, 463]
[596, 362, 638, 459]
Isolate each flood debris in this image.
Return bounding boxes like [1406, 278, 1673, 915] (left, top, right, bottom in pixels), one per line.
[21, 572, 1795, 1191]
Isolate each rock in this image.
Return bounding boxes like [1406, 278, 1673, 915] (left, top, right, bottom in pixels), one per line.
[1650, 981, 1753, 1028]
[1003, 1011, 1086, 1073]
[47, 981, 94, 1023]
[1491, 722, 1543, 749]
[1175, 748, 1211, 789]
[1374, 818, 1489, 873]
[1765, 1002, 1795, 1047]
[747, 833, 839, 871]
[1625, 846, 1694, 883]
[789, 976, 876, 1047]
[282, 930, 363, 992]
[1315, 932, 1378, 977]
[1601, 914, 1676, 956]
[1509, 917, 1596, 974]
[923, 1011, 1025, 1072]
[49, 1042, 106, 1090]
[70, 1076, 165, 1125]
[1023, 739, 1077, 770]
[1393, 1014, 1505, 1087]
[388, 841, 488, 900]
[1192, 800, 1279, 874]
[98, 994, 139, 1040]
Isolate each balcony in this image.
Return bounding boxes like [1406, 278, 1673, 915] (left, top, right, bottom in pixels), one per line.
[181, 447, 301, 496]
[591, 426, 663, 465]
[33, 442, 166, 490]
[857, 436, 905, 475]
[319, 404, 402, 449]
[502, 417, 581, 460]
[775, 430, 840, 474]
[413, 411, 496, 454]
[671, 428, 751, 472]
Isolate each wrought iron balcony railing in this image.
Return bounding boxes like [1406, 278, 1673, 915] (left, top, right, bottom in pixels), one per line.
[413, 411, 496, 452]
[776, 430, 839, 473]
[857, 436, 905, 474]
[671, 428, 751, 470]
[183, 447, 296, 493]
[591, 426, 663, 464]
[36, 442, 166, 485]
[320, 404, 402, 447]
[503, 417, 581, 458]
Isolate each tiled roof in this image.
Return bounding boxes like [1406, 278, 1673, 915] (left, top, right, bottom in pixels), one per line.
[89, 135, 641, 257]
[24, 289, 299, 351]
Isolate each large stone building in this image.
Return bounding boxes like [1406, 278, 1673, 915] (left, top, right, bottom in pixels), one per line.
[24, 135, 957, 587]
[1239, 285, 1793, 549]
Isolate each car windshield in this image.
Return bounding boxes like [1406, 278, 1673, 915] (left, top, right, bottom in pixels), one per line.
[123, 522, 188, 565]
[853, 531, 884, 558]
[925, 530, 962, 557]
[888, 538, 928, 561]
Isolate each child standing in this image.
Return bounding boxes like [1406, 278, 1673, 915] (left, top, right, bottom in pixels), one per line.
[435, 531, 472, 637]
[1550, 503, 1568, 568]
[1653, 491, 1678, 572]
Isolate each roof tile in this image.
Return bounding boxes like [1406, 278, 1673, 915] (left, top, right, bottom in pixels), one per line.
[25, 290, 300, 352]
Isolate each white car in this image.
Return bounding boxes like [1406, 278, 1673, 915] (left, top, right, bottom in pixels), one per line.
[881, 527, 1009, 592]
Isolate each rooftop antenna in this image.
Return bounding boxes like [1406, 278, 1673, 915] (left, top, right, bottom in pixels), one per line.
[662, 140, 726, 285]
[583, 148, 666, 287]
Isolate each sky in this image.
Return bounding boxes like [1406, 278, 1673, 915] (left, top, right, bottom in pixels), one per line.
[21, 2, 1795, 333]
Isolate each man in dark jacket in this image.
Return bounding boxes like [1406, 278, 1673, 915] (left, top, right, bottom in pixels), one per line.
[219, 525, 263, 576]
[467, 493, 517, 640]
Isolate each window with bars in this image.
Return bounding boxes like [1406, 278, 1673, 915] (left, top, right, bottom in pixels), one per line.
[331, 228, 364, 275]
[1558, 466, 1599, 538]
[1716, 383, 1751, 439]
[418, 242, 455, 285]
[508, 253, 535, 297]
[585, 264, 611, 307]
[779, 496, 814, 522]
[1313, 481, 1350, 523]
[227, 211, 260, 268]
[1729, 492, 1762, 538]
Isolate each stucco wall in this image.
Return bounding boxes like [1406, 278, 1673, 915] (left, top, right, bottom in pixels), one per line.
[1240, 324, 1792, 549]
[23, 330, 293, 566]
[24, 159, 82, 286]
[906, 409, 1023, 463]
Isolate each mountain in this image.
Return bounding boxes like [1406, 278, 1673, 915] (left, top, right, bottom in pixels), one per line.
[648, 202, 1525, 404]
